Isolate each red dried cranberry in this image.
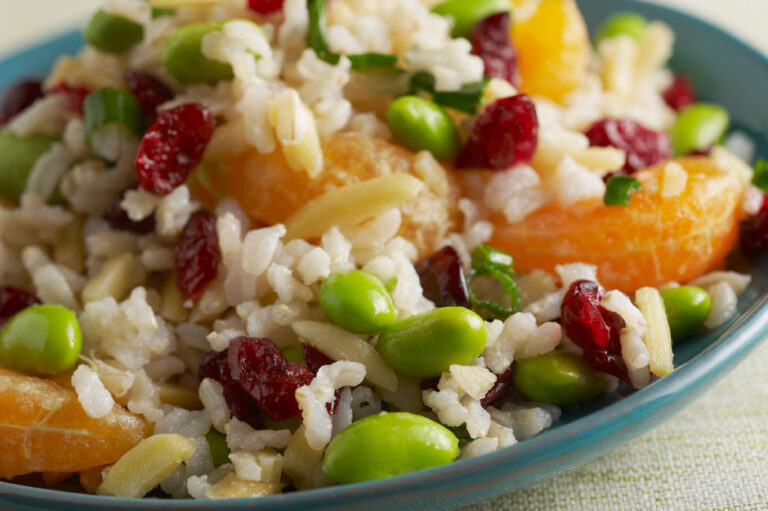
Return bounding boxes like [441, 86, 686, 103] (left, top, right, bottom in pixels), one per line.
[124, 71, 174, 124]
[174, 211, 221, 300]
[741, 195, 768, 259]
[481, 366, 515, 408]
[48, 82, 90, 114]
[471, 12, 521, 88]
[135, 103, 215, 195]
[103, 188, 156, 234]
[0, 286, 40, 326]
[199, 350, 263, 429]
[585, 119, 671, 174]
[302, 344, 342, 415]
[229, 337, 314, 423]
[0, 79, 44, 125]
[663, 75, 695, 112]
[419, 376, 441, 391]
[457, 94, 538, 170]
[561, 280, 630, 384]
[415, 245, 471, 308]
[247, 0, 285, 15]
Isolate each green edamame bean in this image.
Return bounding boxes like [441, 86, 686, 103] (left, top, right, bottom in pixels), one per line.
[387, 96, 460, 161]
[319, 270, 397, 334]
[323, 412, 459, 484]
[660, 286, 711, 341]
[0, 304, 82, 376]
[0, 132, 59, 200]
[669, 103, 730, 156]
[84, 10, 144, 54]
[205, 430, 231, 468]
[432, 0, 511, 39]
[162, 21, 234, 84]
[514, 351, 607, 405]
[376, 307, 487, 379]
[595, 12, 648, 45]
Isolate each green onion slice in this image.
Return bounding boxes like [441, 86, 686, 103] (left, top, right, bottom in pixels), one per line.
[407, 72, 490, 114]
[348, 53, 399, 72]
[471, 245, 514, 274]
[467, 265, 520, 319]
[84, 88, 145, 160]
[604, 175, 642, 206]
[151, 7, 176, 18]
[307, 0, 340, 65]
[752, 158, 768, 192]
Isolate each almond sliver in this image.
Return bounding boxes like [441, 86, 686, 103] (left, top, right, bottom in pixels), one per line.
[635, 287, 674, 377]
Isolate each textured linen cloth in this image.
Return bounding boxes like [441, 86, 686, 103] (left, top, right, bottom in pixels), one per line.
[1, 2, 768, 510]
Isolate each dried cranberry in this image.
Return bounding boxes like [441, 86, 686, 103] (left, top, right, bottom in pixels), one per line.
[199, 350, 263, 428]
[471, 12, 521, 88]
[124, 71, 174, 124]
[481, 366, 515, 408]
[415, 246, 471, 308]
[302, 344, 342, 415]
[229, 337, 314, 423]
[585, 119, 671, 174]
[174, 211, 221, 300]
[0, 79, 44, 125]
[0, 286, 40, 326]
[560, 280, 630, 384]
[247, 0, 285, 15]
[102, 188, 156, 234]
[456, 94, 538, 170]
[419, 376, 441, 391]
[48, 82, 90, 114]
[663, 75, 695, 112]
[135, 103, 215, 195]
[741, 195, 768, 259]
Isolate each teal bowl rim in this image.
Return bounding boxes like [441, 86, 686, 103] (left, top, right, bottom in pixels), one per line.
[2, 1, 768, 508]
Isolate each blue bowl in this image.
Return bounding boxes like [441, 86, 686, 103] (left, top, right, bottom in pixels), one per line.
[2, 1, 768, 509]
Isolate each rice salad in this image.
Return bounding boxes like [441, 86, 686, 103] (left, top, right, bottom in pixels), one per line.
[0, 0, 764, 500]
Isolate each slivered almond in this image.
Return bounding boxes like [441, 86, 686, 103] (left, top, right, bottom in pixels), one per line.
[635, 287, 674, 377]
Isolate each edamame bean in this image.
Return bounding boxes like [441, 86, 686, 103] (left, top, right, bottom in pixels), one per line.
[162, 21, 234, 84]
[323, 412, 459, 484]
[387, 96, 460, 161]
[669, 103, 730, 156]
[0, 132, 59, 200]
[84, 10, 144, 54]
[660, 286, 711, 341]
[0, 304, 82, 376]
[514, 351, 606, 405]
[205, 430, 231, 468]
[595, 12, 648, 45]
[432, 0, 510, 39]
[376, 307, 487, 378]
[319, 270, 397, 334]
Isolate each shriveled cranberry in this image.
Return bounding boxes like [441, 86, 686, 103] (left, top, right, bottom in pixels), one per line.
[0, 286, 40, 326]
[561, 280, 630, 384]
[471, 12, 521, 88]
[135, 103, 215, 195]
[229, 337, 314, 423]
[741, 195, 768, 259]
[48, 82, 90, 114]
[124, 71, 174, 124]
[419, 376, 440, 391]
[174, 211, 221, 300]
[481, 366, 515, 408]
[585, 119, 671, 174]
[456, 94, 538, 170]
[302, 344, 341, 415]
[0, 79, 44, 125]
[247, 0, 285, 14]
[415, 246, 471, 308]
[663, 75, 695, 112]
[199, 350, 263, 428]
[102, 188, 156, 234]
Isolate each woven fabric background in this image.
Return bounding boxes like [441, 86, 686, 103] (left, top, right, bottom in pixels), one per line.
[1, 2, 767, 510]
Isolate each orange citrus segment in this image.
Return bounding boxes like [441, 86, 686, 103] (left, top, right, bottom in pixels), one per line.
[512, 0, 590, 103]
[488, 157, 744, 292]
[0, 367, 150, 479]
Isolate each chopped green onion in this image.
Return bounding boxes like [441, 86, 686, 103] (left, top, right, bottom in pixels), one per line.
[152, 7, 176, 18]
[467, 265, 520, 319]
[281, 345, 304, 363]
[409, 71, 436, 96]
[752, 158, 768, 192]
[433, 79, 490, 114]
[306, 0, 340, 65]
[471, 245, 514, 274]
[83, 88, 145, 160]
[205, 430, 231, 468]
[348, 53, 399, 72]
[385, 277, 399, 293]
[604, 175, 642, 206]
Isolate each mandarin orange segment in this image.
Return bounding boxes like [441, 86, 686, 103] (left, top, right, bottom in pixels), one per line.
[488, 157, 744, 292]
[511, 0, 590, 102]
[0, 367, 150, 479]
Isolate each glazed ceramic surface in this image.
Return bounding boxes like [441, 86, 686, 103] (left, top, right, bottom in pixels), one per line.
[1, 1, 768, 509]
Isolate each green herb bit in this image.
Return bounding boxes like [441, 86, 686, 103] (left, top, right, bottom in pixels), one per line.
[348, 53, 399, 72]
[433, 79, 491, 114]
[604, 175, 642, 206]
[385, 276, 398, 293]
[752, 158, 768, 192]
[151, 7, 176, 18]
[306, 0, 340, 65]
[471, 245, 514, 274]
[467, 265, 520, 319]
